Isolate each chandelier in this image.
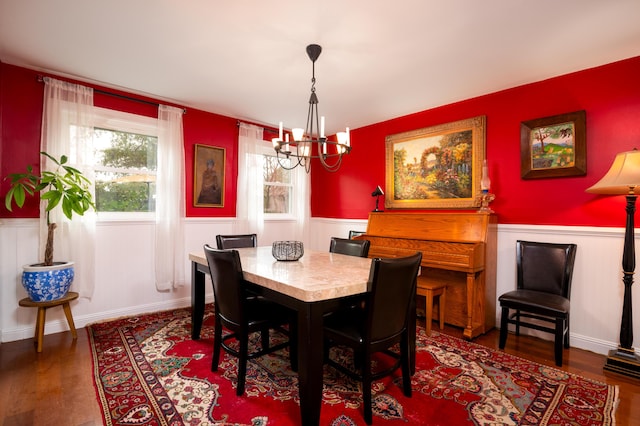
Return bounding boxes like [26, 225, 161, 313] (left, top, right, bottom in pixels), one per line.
[272, 44, 351, 173]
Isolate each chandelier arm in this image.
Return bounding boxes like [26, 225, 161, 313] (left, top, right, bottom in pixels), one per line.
[280, 141, 351, 159]
[317, 150, 344, 172]
[275, 152, 303, 171]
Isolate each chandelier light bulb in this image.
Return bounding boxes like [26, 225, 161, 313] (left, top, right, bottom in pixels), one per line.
[292, 128, 304, 141]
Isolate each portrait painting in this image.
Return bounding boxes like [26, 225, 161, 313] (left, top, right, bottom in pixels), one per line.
[193, 144, 225, 207]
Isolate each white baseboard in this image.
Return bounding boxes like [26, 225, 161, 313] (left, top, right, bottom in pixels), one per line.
[1, 295, 215, 343]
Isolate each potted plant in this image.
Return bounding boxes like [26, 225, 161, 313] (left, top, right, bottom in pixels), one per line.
[4, 151, 95, 301]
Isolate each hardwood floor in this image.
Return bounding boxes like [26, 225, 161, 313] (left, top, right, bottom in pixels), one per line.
[1, 319, 639, 425]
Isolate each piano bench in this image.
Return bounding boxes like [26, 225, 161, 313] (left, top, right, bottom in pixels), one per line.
[416, 280, 447, 336]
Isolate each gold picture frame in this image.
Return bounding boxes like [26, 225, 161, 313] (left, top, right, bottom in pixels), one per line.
[193, 144, 225, 207]
[520, 110, 586, 179]
[385, 116, 485, 209]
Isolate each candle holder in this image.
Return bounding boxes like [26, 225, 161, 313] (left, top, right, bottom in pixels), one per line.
[477, 159, 494, 213]
[477, 190, 495, 213]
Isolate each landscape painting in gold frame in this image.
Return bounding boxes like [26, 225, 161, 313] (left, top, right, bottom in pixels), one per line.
[193, 144, 225, 207]
[520, 110, 586, 179]
[385, 116, 485, 209]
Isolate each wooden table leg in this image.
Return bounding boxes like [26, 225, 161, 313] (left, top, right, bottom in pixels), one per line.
[424, 291, 433, 336]
[191, 261, 206, 340]
[439, 288, 446, 330]
[62, 302, 78, 339]
[35, 307, 46, 353]
[296, 303, 325, 426]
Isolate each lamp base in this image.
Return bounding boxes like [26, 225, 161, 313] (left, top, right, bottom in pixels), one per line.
[603, 346, 640, 379]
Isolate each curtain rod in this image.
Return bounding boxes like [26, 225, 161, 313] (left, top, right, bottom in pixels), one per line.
[37, 75, 186, 114]
[237, 120, 278, 134]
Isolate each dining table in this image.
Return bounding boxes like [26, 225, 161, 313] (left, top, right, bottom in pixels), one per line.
[189, 246, 376, 426]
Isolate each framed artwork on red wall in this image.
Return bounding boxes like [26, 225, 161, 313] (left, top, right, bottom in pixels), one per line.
[193, 144, 225, 207]
[385, 116, 485, 209]
[520, 110, 586, 179]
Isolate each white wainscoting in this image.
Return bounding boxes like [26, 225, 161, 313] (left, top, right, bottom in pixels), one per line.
[312, 218, 639, 357]
[0, 217, 306, 343]
[1, 217, 637, 358]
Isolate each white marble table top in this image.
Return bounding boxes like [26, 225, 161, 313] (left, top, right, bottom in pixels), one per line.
[189, 246, 372, 302]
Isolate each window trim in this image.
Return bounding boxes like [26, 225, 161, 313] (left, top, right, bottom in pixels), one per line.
[93, 106, 158, 136]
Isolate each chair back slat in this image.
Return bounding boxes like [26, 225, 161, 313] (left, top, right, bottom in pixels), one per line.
[329, 237, 371, 258]
[204, 245, 246, 326]
[216, 234, 257, 249]
[368, 252, 422, 342]
[517, 240, 577, 298]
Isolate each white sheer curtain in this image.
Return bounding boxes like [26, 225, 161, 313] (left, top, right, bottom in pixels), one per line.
[155, 105, 187, 290]
[235, 123, 265, 236]
[236, 122, 310, 245]
[40, 77, 96, 298]
[292, 165, 310, 246]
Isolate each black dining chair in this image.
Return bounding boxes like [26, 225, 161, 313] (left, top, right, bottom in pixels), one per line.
[498, 240, 577, 367]
[216, 233, 257, 249]
[329, 236, 370, 258]
[203, 244, 296, 396]
[323, 252, 422, 425]
[215, 232, 265, 301]
[329, 237, 372, 312]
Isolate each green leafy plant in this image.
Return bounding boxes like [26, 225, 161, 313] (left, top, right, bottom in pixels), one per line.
[4, 151, 95, 266]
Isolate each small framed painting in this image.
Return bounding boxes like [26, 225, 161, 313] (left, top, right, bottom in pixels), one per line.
[520, 111, 586, 179]
[193, 144, 225, 207]
[385, 116, 486, 209]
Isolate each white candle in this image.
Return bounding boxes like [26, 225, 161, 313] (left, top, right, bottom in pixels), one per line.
[279, 122, 283, 140]
[320, 116, 325, 138]
[481, 159, 491, 191]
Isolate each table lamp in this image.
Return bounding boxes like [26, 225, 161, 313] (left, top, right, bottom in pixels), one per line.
[586, 148, 640, 378]
[371, 185, 384, 212]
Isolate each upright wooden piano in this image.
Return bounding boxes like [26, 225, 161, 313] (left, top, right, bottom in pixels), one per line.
[355, 212, 497, 339]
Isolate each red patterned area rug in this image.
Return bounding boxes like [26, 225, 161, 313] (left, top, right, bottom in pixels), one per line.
[87, 306, 618, 425]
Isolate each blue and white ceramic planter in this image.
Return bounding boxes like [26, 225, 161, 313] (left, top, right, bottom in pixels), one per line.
[22, 262, 74, 302]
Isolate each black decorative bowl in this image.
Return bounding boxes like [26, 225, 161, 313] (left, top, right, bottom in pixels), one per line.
[272, 241, 304, 261]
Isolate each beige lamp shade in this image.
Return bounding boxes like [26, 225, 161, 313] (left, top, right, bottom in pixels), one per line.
[586, 149, 640, 195]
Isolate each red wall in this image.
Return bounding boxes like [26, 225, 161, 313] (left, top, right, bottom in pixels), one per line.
[2, 57, 640, 227]
[311, 56, 640, 227]
[0, 63, 238, 218]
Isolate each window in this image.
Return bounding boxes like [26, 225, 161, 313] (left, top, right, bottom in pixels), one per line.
[90, 107, 158, 215]
[93, 128, 157, 212]
[263, 154, 293, 214]
[238, 124, 309, 239]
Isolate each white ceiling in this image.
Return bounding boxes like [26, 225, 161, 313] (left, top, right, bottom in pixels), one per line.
[1, 1, 639, 134]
